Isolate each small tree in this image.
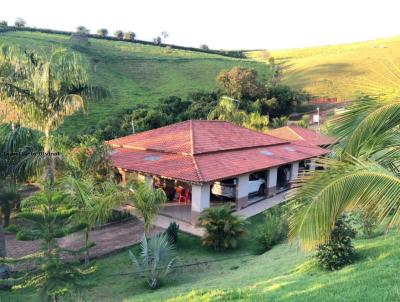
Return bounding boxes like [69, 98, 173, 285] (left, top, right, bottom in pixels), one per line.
[161, 31, 169, 43]
[0, 21, 7, 28]
[97, 28, 108, 37]
[243, 112, 269, 131]
[197, 205, 246, 250]
[153, 36, 162, 45]
[114, 30, 124, 39]
[130, 184, 166, 234]
[199, 44, 209, 50]
[14, 18, 26, 28]
[298, 114, 310, 128]
[207, 96, 247, 126]
[315, 215, 357, 271]
[76, 25, 89, 34]
[271, 116, 289, 128]
[129, 233, 176, 289]
[124, 31, 136, 41]
[217, 67, 265, 100]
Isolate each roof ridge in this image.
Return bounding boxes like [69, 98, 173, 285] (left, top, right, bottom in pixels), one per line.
[287, 126, 304, 140]
[189, 121, 203, 182]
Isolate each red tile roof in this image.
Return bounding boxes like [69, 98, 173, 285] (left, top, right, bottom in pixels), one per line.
[266, 126, 336, 146]
[108, 120, 329, 184]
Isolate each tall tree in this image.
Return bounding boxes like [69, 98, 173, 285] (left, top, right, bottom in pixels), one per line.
[289, 96, 400, 250]
[0, 46, 108, 188]
[97, 28, 108, 37]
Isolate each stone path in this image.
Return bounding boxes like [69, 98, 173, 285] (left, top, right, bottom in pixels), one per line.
[6, 218, 163, 260]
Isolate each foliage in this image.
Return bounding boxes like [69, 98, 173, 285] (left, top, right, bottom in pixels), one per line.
[315, 215, 357, 270]
[129, 233, 176, 289]
[124, 31, 136, 41]
[207, 96, 248, 125]
[254, 207, 288, 253]
[14, 18, 26, 28]
[243, 112, 269, 131]
[288, 96, 400, 250]
[130, 183, 166, 234]
[76, 26, 89, 34]
[65, 177, 128, 265]
[197, 205, 246, 250]
[271, 116, 289, 128]
[0, 181, 20, 227]
[97, 28, 108, 37]
[153, 36, 162, 45]
[298, 114, 310, 128]
[0, 20, 7, 27]
[165, 222, 180, 244]
[114, 30, 124, 39]
[217, 67, 265, 100]
[0, 45, 108, 187]
[264, 85, 310, 116]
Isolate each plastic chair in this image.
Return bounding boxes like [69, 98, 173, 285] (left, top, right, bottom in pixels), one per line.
[178, 188, 190, 204]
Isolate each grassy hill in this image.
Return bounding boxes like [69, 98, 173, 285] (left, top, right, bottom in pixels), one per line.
[0, 31, 271, 135]
[247, 36, 400, 100]
[4, 215, 399, 302]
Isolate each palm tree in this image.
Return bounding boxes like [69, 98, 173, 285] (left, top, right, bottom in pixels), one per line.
[129, 233, 176, 289]
[0, 45, 108, 188]
[207, 96, 248, 126]
[65, 177, 128, 265]
[243, 112, 269, 131]
[130, 184, 166, 235]
[288, 96, 400, 250]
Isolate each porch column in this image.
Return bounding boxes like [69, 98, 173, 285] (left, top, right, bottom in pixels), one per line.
[191, 183, 210, 224]
[267, 167, 277, 197]
[291, 162, 299, 181]
[117, 168, 127, 185]
[236, 174, 249, 210]
[309, 158, 317, 171]
[138, 174, 154, 189]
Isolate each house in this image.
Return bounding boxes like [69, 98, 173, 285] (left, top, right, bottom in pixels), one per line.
[107, 120, 329, 224]
[266, 125, 336, 147]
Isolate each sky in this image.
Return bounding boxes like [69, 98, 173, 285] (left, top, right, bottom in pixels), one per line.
[1, 0, 399, 50]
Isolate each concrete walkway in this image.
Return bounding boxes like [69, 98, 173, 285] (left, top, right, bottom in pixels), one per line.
[234, 191, 288, 218]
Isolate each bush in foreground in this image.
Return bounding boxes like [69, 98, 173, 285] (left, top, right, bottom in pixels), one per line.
[316, 215, 357, 271]
[129, 233, 176, 289]
[254, 207, 288, 253]
[197, 205, 246, 251]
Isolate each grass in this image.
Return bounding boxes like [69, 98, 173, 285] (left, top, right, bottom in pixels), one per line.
[3, 214, 399, 302]
[247, 36, 400, 100]
[0, 31, 271, 135]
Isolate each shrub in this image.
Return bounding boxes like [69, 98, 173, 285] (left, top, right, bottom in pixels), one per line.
[124, 31, 136, 41]
[129, 234, 176, 289]
[165, 222, 179, 244]
[254, 207, 288, 253]
[4, 224, 19, 234]
[197, 205, 246, 250]
[114, 30, 124, 39]
[315, 215, 357, 271]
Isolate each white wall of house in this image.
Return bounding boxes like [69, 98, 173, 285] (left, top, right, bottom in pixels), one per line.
[236, 173, 250, 209]
[309, 158, 317, 171]
[291, 162, 299, 181]
[191, 184, 210, 213]
[267, 167, 278, 197]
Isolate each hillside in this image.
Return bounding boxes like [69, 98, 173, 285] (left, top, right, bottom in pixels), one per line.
[247, 36, 400, 100]
[0, 31, 271, 135]
[4, 215, 399, 302]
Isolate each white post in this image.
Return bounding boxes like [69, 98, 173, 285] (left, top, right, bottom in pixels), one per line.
[236, 174, 249, 209]
[291, 162, 299, 181]
[191, 184, 210, 224]
[267, 167, 277, 197]
[309, 158, 317, 171]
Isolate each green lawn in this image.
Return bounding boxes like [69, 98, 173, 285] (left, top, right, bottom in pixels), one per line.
[0, 31, 271, 135]
[247, 36, 400, 100]
[3, 214, 399, 302]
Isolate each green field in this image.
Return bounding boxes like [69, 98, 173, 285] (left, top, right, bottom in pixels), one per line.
[247, 36, 400, 100]
[0, 31, 271, 135]
[4, 214, 399, 302]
